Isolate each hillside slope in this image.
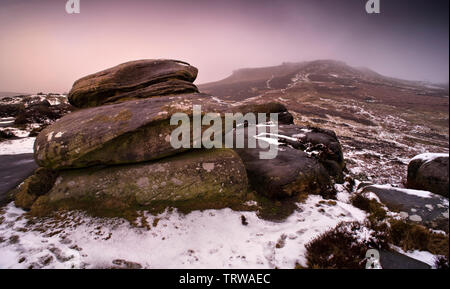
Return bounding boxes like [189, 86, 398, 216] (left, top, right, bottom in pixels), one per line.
[199, 60, 449, 185]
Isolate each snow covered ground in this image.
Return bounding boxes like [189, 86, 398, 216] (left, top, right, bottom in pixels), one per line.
[0, 195, 367, 269]
[0, 137, 35, 155]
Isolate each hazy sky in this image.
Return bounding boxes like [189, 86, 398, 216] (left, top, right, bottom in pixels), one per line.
[0, 0, 448, 93]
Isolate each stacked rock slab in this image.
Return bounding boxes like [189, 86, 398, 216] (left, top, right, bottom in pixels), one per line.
[68, 59, 199, 108]
[17, 60, 246, 215]
[15, 59, 346, 217]
[33, 149, 248, 216]
[35, 93, 232, 169]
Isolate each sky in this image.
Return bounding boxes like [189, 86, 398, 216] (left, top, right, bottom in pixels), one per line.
[0, 0, 448, 93]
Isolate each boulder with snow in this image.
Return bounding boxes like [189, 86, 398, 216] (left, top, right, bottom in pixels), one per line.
[407, 153, 449, 198]
[361, 185, 449, 231]
[232, 124, 343, 199]
[17, 58, 345, 218]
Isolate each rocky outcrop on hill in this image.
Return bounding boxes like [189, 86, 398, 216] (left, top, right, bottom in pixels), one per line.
[0, 94, 73, 139]
[407, 153, 449, 198]
[35, 93, 225, 169]
[15, 59, 345, 218]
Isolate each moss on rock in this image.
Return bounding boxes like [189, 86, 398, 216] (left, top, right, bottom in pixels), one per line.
[30, 149, 249, 217]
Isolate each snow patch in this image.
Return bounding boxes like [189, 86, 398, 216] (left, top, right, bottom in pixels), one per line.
[370, 184, 434, 199]
[411, 153, 448, 164]
[0, 196, 366, 269]
[0, 137, 35, 155]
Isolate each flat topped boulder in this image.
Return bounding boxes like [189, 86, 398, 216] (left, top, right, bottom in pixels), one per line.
[361, 184, 449, 231]
[35, 93, 227, 170]
[68, 59, 199, 108]
[35, 93, 293, 170]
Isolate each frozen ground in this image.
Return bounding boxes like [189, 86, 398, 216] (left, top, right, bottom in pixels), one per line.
[0, 195, 367, 269]
[0, 137, 35, 155]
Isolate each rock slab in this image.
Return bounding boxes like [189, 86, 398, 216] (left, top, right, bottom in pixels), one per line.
[68, 59, 199, 108]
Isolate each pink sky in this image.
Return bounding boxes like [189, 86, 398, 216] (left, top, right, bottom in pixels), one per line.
[0, 0, 448, 93]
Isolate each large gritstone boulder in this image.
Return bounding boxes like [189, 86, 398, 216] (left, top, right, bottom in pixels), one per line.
[276, 125, 345, 181]
[407, 153, 449, 198]
[15, 58, 345, 219]
[361, 184, 449, 232]
[68, 59, 199, 108]
[231, 124, 344, 199]
[34, 93, 293, 170]
[30, 149, 248, 216]
[34, 93, 226, 169]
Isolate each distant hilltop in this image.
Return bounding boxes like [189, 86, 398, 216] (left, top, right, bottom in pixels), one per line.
[0, 92, 28, 99]
[200, 60, 449, 92]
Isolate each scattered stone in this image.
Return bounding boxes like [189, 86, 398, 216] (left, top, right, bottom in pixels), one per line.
[111, 259, 143, 269]
[407, 153, 449, 198]
[409, 215, 422, 222]
[233, 102, 294, 125]
[361, 185, 449, 231]
[34, 93, 227, 169]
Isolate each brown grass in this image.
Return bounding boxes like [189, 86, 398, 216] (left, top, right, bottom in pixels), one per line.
[389, 219, 449, 256]
[304, 222, 383, 269]
[350, 194, 387, 223]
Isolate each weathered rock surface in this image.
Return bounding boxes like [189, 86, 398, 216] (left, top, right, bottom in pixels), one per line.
[68, 60, 199, 108]
[30, 149, 248, 216]
[379, 250, 431, 269]
[17, 58, 345, 217]
[407, 153, 449, 198]
[233, 102, 294, 125]
[35, 93, 225, 169]
[276, 125, 345, 181]
[361, 185, 449, 231]
[232, 124, 343, 198]
[15, 168, 57, 210]
[35, 93, 293, 170]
